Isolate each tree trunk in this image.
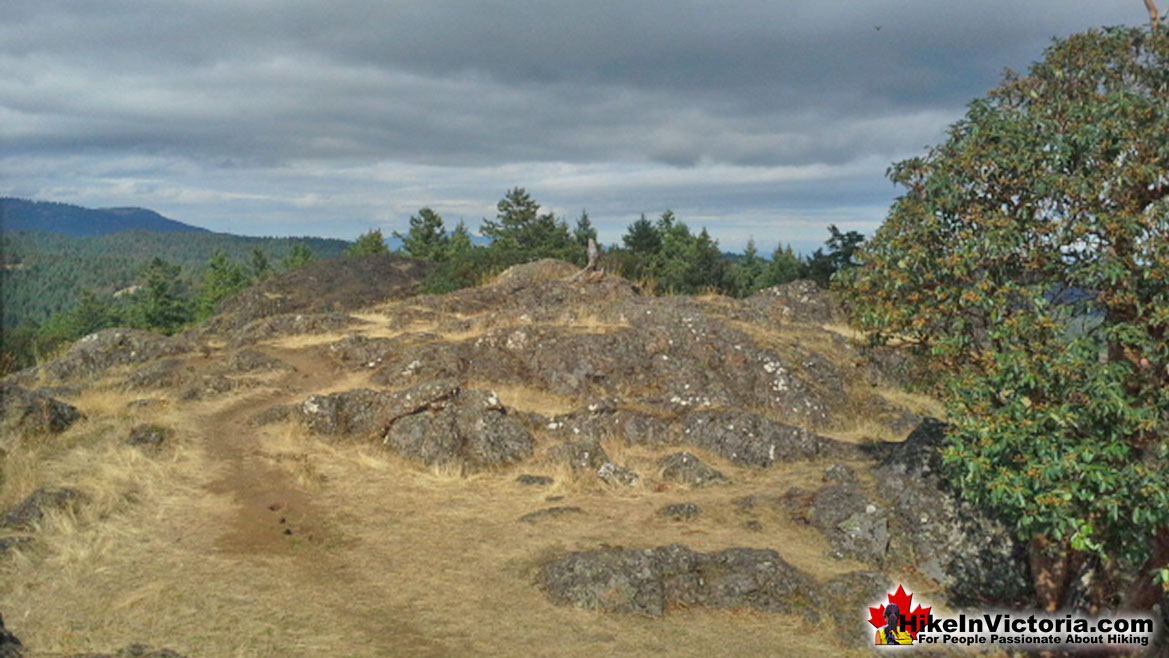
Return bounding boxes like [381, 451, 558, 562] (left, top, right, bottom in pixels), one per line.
[1124, 527, 1169, 610]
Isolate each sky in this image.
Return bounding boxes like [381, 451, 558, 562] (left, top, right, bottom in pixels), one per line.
[0, 1, 1149, 253]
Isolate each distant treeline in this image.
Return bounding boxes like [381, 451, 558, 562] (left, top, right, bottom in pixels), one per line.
[0, 230, 347, 373]
[0, 189, 864, 375]
[393, 187, 864, 297]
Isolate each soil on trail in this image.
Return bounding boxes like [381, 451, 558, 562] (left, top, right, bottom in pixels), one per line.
[200, 346, 341, 555]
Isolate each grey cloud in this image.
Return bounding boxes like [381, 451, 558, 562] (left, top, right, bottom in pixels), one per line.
[0, 1, 1148, 248]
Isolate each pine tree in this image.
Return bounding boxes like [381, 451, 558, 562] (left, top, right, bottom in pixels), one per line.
[480, 188, 572, 252]
[729, 239, 766, 297]
[573, 210, 597, 247]
[250, 248, 273, 281]
[195, 252, 250, 320]
[394, 208, 450, 260]
[131, 257, 192, 334]
[763, 243, 802, 287]
[347, 229, 390, 256]
[622, 214, 661, 254]
[446, 220, 474, 259]
[282, 243, 316, 270]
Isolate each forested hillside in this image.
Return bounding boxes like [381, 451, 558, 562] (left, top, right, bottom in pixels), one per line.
[1, 230, 348, 336]
[0, 198, 209, 236]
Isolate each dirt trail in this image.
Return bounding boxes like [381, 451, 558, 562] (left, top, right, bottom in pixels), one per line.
[198, 345, 343, 554]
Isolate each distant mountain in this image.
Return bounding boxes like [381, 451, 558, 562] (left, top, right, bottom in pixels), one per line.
[0, 198, 210, 236]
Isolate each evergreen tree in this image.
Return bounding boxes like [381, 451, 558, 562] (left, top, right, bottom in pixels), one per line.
[762, 243, 802, 287]
[130, 257, 192, 334]
[682, 228, 726, 292]
[480, 188, 572, 252]
[282, 242, 316, 270]
[622, 214, 661, 254]
[195, 252, 250, 320]
[573, 210, 597, 247]
[347, 228, 390, 256]
[729, 239, 766, 297]
[805, 224, 865, 287]
[446, 220, 474, 259]
[249, 248, 273, 281]
[394, 207, 450, 260]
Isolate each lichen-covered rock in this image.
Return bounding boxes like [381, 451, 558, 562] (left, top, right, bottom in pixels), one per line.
[746, 279, 843, 324]
[538, 544, 818, 617]
[0, 383, 81, 439]
[658, 503, 701, 520]
[224, 312, 357, 346]
[805, 485, 889, 563]
[658, 452, 729, 487]
[127, 424, 170, 449]
[67, 645, 186, 658]
[682, 410, 850, 467]
[548, 441, 610, 472]
[362, 288, 844, 429]
[1, 488, 82, 530]
[10, 329, 193, 385]
[195, 253, 430, 340]
[124, 358, 186, 390]
[596, 461, 640, 486]
[818, 571, 894, 645]
[545, 407, 675, 446]
[384, 389, 533, 470]
[0, 612, 22, 658]
[822, 463, 858, 484]
[299, 382, 533, 471]
[872, 419, 1031, 606]
[0, 537, 32, 556]
[225, 349, 289, 373]
[176, 373, 240, 401]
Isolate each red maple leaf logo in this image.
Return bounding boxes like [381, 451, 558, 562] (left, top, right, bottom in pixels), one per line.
[867, 584, 932, 640]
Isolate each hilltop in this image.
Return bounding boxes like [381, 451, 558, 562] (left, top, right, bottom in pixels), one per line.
[0, 256, 1053, 656]
[0, 198, 209, 237]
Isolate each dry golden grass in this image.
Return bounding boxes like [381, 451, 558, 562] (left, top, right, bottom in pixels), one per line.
[1, 300, 955, 657]
[3, 390, 884, 657]
[873, 386, 946, 420]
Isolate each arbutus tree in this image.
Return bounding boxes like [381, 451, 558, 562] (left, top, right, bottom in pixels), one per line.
[839, 26, 1169, 611]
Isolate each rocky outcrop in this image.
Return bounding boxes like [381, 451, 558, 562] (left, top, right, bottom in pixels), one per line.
[0, 612, 22, 658]
[657, 503, 701, 520]
[538, 544, 819, 617]
[7, 329, 193, 385]
[196, 253, 430, 339]
[67, 645, 186, 658]
[658, 452, 728, 487]
[1, 488, 82, 530]
[806, 485, 890, 564]
[872, 419, 1031, 606]
[127, 424, 171, 449]
[0, 537, 32, 556]
[0, 384, 81, 439]
[784, 419, 1032, 606]
[746, 279, 844, 324]
[297, 381, 533, 471]
[357, 300, 843, 429]
[222, 312, 356, 346]
[682, 410, 851, 467]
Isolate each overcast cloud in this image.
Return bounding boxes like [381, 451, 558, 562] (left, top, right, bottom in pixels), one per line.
[0, 1, 1147, 252]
